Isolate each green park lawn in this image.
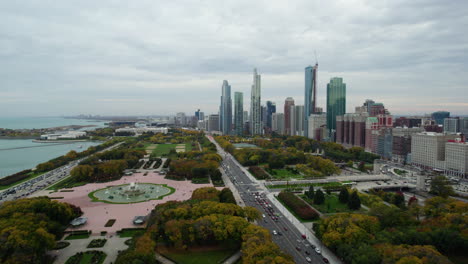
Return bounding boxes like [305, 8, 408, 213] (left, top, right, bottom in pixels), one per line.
[151, 143, 194, 157]
[118, 228, 145, 238]
[302, 194, 366, 214]
[160, 245, 238, 264]
[268, 168, 303, 180]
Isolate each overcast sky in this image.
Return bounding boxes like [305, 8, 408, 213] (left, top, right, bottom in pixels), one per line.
[1, 0, 467, 117]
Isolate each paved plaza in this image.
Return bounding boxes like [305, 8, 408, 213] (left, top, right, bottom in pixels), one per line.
[35, 172, 215, 234]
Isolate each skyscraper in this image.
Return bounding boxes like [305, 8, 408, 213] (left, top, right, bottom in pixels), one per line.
[432, 111, 450, 125]
[234, 92, 244, 136]
[250, 68, 262, 135]
[220, 80, 232, 135]
[304, 64, 318, 137]
[327, 77, 346, 137]
[266, 101, 276, 130]
[272, 113, 285, 135]
[284, 97, 295, 136]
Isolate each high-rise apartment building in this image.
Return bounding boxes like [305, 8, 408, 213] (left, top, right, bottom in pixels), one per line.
[219, 80, 232, 135]
[327, 77, 346, 137]
[363, 99, 375, 113]
[250, 68, 262, 135]
[290, 105, 304, 136]
[308, 113, 327, 140]
[304, 64, 318, 136]
[335, 108, 368, 148]
[176, 112, 186, 126]
[234, 92, 244, 136]
[284, 97, 295, 136]
[432, 111, 450, 125]
[272, 113, 285, 135]
[461, 117, 468, 135]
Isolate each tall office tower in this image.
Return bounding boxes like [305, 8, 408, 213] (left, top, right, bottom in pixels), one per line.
[326, 77, 346, 137]
[199, 112, 205, 121]
[220, 80, 232, 135]
[304, 64, 318, 136]
[363, 99, 375, 113]
[208, 114, 220, 132]
[243, 111, 248, 124]
[284, 97, 295, 135]
[250, 68, 262, 135]
[272, 113, 285, 135]
[234, 92, 244, 136]
[195, 109, 201, 120]
[261, 105, 267, 128]
[431, 111, 450, 125]
[444, 117, 460, 134]
[266, 101, 276, 129]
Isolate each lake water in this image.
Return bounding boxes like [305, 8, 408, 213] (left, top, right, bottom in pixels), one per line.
[0, 116, 107, 130]
[0, 117, 107, 178]
[0, 140, 101, 178]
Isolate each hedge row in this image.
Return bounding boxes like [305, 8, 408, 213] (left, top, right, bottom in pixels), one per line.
[278, 191, 319, 220]
[248, 166, 270, 180]
[162, 158, 171, 169]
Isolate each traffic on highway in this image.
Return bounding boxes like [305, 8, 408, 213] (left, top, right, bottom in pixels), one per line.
[211, 135, 332, 264]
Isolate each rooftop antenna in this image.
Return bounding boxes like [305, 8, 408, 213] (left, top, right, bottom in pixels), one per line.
[314, 50, 318, 66]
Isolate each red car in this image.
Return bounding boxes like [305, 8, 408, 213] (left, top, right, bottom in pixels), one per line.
[322, 257, 329, 263]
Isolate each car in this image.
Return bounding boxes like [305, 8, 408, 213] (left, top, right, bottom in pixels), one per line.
[322, 257, 329, 263]
[305, 251, 310, 255]
[283, 227, 288, 231]
[295, 246, 301, 251]
[305, 257, 312, 263]
[262, 214, 266, 218]
[301, 234, 307, 239]
[315, 248, 321, 254]
[272, 230, 277, 235]
[277, 232, 283, 236]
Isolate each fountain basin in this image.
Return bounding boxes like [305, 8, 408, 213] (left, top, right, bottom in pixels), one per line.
[88, 183, 175, 204]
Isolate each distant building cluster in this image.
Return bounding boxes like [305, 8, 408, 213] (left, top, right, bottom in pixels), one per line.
[40, 131, 86, 140]
[162, 64, 467, 180]
[115, 127, 168, 135]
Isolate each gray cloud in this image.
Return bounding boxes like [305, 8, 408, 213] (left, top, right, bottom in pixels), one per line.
[1, 0, 467, 116]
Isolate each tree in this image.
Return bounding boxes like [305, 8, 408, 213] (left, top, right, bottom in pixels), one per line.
[268, 156, 285, 169]
[348, 191, 361, 210]
[314, 189, 325, 205]
[219, 188, 236, 204]
[430, 176, 454, 198]
[305, 185, 315, 199]
[358, 161, 366, 172]
[338, 188, 349, 204]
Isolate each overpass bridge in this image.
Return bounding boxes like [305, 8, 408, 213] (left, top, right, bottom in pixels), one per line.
[264, 174, 393, 187]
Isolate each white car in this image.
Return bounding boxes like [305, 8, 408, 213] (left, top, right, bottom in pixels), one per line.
[315, 248, 321, 254]
[305, 257, 312, 263]
[272, 230, 278, 235]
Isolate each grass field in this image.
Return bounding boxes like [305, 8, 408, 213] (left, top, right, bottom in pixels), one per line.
[150, 143, 194, 157]
[275, 195, 315, 222]
[301, 194, 365, 214]
[268, 168, 303, 180]
[160, 245, 238, 264]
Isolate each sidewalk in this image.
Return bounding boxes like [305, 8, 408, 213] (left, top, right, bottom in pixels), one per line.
[267, 192, 343, 264]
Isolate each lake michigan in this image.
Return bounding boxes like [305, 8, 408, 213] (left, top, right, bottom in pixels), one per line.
[0, 117, 107, 178]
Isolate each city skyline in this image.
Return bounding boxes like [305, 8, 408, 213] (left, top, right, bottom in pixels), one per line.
[1, 1, 468, 117]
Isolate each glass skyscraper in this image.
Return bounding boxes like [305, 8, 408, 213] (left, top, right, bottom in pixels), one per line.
[220, 80, 232, 135]
[250, 68, 262, 135]
[304, 64, 318, 137]
[234, 92, 243, 136]
[327, 77, 346, 136]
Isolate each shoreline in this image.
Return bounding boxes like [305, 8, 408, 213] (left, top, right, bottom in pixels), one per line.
[32, 139, 91, 143]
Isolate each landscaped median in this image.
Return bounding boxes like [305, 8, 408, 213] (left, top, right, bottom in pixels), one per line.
[277, 191, 320, 221]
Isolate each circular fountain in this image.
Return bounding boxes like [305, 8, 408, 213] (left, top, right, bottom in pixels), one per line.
[89, 182, 174, 203]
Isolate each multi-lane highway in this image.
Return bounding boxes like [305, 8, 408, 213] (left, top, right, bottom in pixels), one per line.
[210, 136, 331, 264]
[0, 142, 123, 203]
